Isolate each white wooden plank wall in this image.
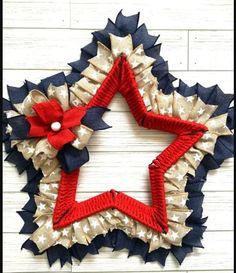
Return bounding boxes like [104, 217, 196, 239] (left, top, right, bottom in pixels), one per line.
[2, 0, 234, 272]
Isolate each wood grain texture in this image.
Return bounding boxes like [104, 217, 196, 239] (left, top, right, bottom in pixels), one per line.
[3, 29, 188, 70]
[189, 31, 233, 70]
[70, 0, 233, 30]
[3, 1, 70, 28]
[3, 0, 233, 272]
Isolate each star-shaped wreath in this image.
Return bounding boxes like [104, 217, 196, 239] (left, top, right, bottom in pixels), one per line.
[3, 11, 234, 267]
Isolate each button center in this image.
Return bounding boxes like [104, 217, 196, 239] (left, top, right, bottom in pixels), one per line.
[51, 121, 61, 131]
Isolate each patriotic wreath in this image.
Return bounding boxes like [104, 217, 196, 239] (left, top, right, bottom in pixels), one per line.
[3, 11, 234, 267]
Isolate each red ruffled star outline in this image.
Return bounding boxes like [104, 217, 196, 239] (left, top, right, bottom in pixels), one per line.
[53, 55, 207, 233]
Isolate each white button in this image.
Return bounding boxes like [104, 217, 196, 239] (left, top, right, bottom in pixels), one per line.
[51, 121, 61, 131]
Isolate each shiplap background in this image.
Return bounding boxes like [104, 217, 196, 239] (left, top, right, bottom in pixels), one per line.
[2, 0, 234, 272]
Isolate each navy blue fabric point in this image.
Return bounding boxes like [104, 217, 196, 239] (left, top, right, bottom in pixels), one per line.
[115, 10, 140, 35]
[17, 211, 38, 234]
[40, 72, 67, 91]
[7, 83, 29, 104]
[82, 107, 111, 131]
[159, 73, 177, 93]
[145, 44, 162, 60]
[92, 30, 111, 48]
[151, 60, 169, 79]
[66, 72, 83, 85]
[128, 239, 148, 259]
[69, 242, 98, 262]
[132, 24, 159, 49]
[80, 39, 98, 56]
[92, 234, 114, 249]
[69, 59, 89, 73]
[227, 107, 234, 129]
[145, 248, 169, 266]
[2, 98, 14, 111]
[47, 245, 72, 267]
[22, 194, 37, 213]
[195, 83, 216, 102]
[5, 148, 31, 174]
[21, 174, 41, 194]
[177, 80, 197, 97]
[2, 114, 10, 142]
[92, 19, 121, 48]
[26, 163, 43, 184]
[92, 18, 123, 47]
[25, 80, 44, 93]
[4, 140, 13, 153]
[171, 245, 193, 264]
[57, 145, 89, 173]
[217, 135, 234, 156]
[104, 19, 122, 36]
[112, 230, 133, 251]
[182, 224, 206, 248]
[7, 115, 30, 140]
[21, 239, 40, 255]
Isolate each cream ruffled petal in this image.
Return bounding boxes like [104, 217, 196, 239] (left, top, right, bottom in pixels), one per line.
[71, 124, 93, 150]
[40, 158, 60, 177]
[72, 221, 89, 245]
[40, 167, 61, 183]
[39, 183, 59, 201]
[30, 215, 61, 253]
[89, 42, 113, 73]
[16, 139, 39, 160]
[194, 132, 218, 154]
[81, 64, 107, 84]
[47, 83, 70, 111]
[21, 90, 49, 116]
[205, 113, 232, 135]
[160, 221, 191, 246]
[55, 226, 73, 249]
[188, 97, 217, 123]
[173, 91, 196, 120]
[70, 82, 93, 104]
[156, 90, 174, 115]
[110, 33, 133, 58]
[135, 66, 157, 88]
[184, 147, 206, 170]
[128, 44, 156, 75]
[69, 92, 84, 107]
[165, 193, 188, 208]
[34, 195, 54, 218]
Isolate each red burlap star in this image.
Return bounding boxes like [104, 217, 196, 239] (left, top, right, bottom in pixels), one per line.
[53, 56, 207, 233]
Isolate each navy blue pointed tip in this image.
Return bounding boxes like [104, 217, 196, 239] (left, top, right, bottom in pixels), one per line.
[115, 10, 140, 35]
[2, 98, 14, 111]
[7, 83, 29, 104]
[57, 145, 89, 173]
[82, 107, 111, 131]
[7, 115, 30, 140]
[132, 23, 159, 49]
[21, 239, 40, 255]
[40, 72, 67, 91]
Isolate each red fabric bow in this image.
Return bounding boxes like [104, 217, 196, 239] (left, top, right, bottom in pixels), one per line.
[27, 99, 86, 150]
